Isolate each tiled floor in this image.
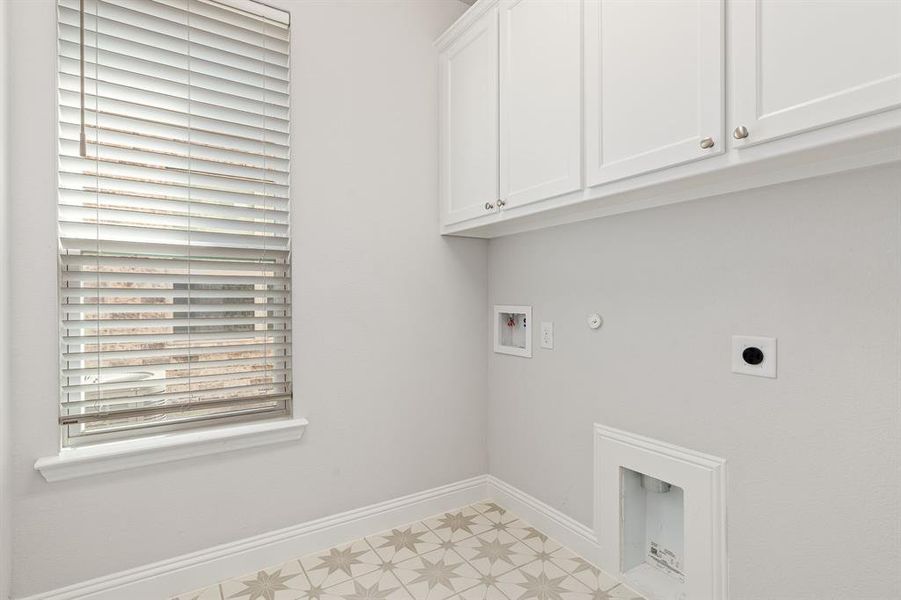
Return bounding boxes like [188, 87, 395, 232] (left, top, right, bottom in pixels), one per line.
[172, 501, 644, 600]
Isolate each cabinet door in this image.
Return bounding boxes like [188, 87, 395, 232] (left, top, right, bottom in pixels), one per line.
[585, 0, 724, 187]
[439, 7, 499, 226]
[499, 0, 581, 208]
[731, 0, 901, 146]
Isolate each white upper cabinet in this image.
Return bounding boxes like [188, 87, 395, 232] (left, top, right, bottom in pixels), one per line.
[438, 6, 499, 226]
[584, 0, 725, 187]
[499, 0, 581, 209]
[436, 0, 901, 237]
[731, 0, 901, 146]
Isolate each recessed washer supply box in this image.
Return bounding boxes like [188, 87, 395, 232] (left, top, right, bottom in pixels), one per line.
[493, 305, 531, 358]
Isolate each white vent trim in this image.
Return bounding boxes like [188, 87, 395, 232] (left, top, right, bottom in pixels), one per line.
[593, 424, 728, 600]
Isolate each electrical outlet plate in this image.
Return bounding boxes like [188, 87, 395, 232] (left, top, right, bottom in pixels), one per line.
[731, 335, 777, 378]
[540, 321, 553, 349]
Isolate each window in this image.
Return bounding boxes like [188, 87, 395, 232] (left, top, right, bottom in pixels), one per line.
[57, 0, 292, 446]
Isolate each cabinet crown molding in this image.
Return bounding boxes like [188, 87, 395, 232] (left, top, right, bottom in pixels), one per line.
[434, 0, 500, 50]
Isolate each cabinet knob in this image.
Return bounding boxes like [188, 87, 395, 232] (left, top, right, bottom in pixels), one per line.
[699, 137, 715, 149]
[484, 202, 495, 211]
[732, 125, 749, 140]
[497, 199, 506, 208]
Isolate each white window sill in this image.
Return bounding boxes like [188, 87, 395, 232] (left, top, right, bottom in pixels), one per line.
[34, 417, 308, 483]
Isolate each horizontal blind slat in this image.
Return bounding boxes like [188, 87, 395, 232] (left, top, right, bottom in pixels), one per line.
[61, 253, 289, 270]
[58, 173, 288, 210]
[60, 93, 290, 146]
[59, 204, 290, 234]
[58, 150, 289, 191]
[60, 288, 290, 301]
[63, 328, 288, 346]
[60, 75, 289, 135]
[60, 105, 290, 155]
[59, 127, 290, 175]
[155, 0, 289, 43]
[62, 367, 292, 394]
[58, 60, 290, 122]
[59, 0, 290, 67]
[58, 48, 289, 110]
[59, 222, 289, 251]
[103, 0, 290, 52]
[60, 192, 289, 224]
[63, 341, 291, 360]
[61, 394, 292, 419]
[63, 353, 291, 377]
[60, 397, 290, 425]
[61, 382, 291, 405]
[58, 25, 289, 92]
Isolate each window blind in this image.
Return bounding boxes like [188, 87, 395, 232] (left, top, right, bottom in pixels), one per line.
[57, 0, 292, 444]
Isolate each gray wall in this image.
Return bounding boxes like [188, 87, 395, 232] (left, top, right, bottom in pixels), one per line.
[488, 164, 901, 600]
[6, 1, 486, 596]
[0, 0, 11, 597]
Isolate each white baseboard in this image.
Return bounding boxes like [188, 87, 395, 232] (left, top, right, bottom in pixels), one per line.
[18, 475, 489, 600]
[18, 474, 610, 600]
[485, 475, 601, 564]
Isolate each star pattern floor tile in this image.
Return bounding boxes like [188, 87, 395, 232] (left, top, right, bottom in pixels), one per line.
[171, 502, 645, 600]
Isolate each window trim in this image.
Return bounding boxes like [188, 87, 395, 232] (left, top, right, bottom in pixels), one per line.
[35, 415, 308, 482]
[35, 0, 305, 478]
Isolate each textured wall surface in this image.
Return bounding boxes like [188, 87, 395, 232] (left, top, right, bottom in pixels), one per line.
[6, 1, 485, 596]
[488, 165, 901, 600]
[0, 0, 11, 597]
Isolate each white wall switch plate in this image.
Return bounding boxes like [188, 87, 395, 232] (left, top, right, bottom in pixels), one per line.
[540, 321, 554, 349]
[731, 335, 777, 378]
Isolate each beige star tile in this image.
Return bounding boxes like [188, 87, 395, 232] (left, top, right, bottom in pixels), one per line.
[294, 585, 347, 600]
[476, 513, 533, 540]
[220, 560, 304, 600]
[603, 584, 645, 600]
[300, 539, 383, 588]
[367, 521, 445, 562]
[483, 574, 532, 600]
[470, 502, 507, 521]
[290, 560, 353, 600]
[290, 576, 332, 600]
[392, 547, 484, 600]
[453, 530, 536, 576]
[544, 545, 586, 573]
[322, 568, 412, 600]
[420, 535, 471, 557]
[484, 523, 566, 567]
[170, 586, 222, 600]
[450, 581, 510, 600]
[423, 508, 494, 542]
[510, 526, 563, 556]
[560, 558, 620, 593]
[496, 558, 593, 600]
